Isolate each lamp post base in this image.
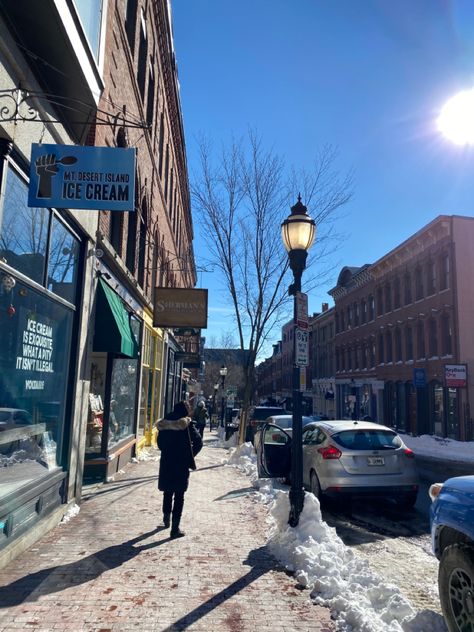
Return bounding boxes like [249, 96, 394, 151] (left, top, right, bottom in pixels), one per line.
[288, 487, 305, 528]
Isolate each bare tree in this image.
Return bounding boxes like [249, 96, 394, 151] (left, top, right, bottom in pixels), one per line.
[191, 131, 353, 442]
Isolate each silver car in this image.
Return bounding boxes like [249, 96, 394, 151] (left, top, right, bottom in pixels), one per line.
[255, 419, 419, 508]
[301, 420, 419, 507]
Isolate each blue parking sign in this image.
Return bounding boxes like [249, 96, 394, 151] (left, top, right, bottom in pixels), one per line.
[413, 368, 426, 388]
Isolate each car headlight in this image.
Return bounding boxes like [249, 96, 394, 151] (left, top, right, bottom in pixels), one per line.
[428, 482, 443, 502]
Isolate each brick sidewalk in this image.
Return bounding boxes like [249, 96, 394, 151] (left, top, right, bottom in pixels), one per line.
[0, 435, 334, 631]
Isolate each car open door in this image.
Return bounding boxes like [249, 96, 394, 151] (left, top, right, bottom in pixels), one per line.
[254, 423, 292, 478]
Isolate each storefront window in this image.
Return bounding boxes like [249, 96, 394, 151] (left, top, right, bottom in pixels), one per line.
[432, 382, 444, 436]
[0, 167, 48, 285]
[0, 276, 73, 498]
[47, 215, 80, 303]
[447, 388, 458, 439]
[108, 357, 138, 446]
[396, 382, 407, 431]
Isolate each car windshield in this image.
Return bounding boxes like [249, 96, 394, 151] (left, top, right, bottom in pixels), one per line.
[332, 429, 402, 450]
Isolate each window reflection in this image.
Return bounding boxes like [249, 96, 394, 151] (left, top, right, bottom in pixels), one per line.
[48, 215, 80, 303]
[0, 276, 73, 497]
[0, 167, 48, 285]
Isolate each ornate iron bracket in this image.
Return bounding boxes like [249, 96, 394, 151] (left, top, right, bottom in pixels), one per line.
[0, 87, 150, 130]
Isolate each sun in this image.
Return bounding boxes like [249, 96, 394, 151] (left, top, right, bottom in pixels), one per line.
[437, 89, 474, 145]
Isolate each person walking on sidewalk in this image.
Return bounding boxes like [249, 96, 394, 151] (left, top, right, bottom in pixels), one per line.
[157, 400, 203, 538]
[193, 400, 209, 438]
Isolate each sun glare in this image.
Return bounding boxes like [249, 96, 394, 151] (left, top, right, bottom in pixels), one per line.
[438, 89, 474, 145]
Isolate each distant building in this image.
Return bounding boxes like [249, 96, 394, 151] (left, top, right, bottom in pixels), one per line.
[329, 215, 473, 440]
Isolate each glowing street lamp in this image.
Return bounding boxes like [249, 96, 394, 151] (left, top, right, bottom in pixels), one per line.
[281, 195, 316, 528]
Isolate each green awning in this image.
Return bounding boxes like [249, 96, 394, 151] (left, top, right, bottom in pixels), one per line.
[93, 278, 138, 358]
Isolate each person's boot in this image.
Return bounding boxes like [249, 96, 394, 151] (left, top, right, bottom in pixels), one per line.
[170, 520, 185, 538]
[162, 513, 171, 528]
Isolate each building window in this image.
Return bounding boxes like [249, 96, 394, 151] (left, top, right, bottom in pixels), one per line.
[354, 302, 359, 326]
[441, 313, 452, 355]
[385, 282, 392, 312]
[395, 328, 402, 361]
[385, 330, 393, 362]
[405, 326, 413, 360]
[370, 340, 376, 367]
[376, 287, 383, 316]
[361, 299, 367, 324]
[335, 312, 339, 334]
[340, 311, 345, 331]
[426, 260, 436, 296]
[164, 144, 170, 200]
[146, 59, 156, 129]
[125, 196, 138, 274]
[416, 321, 425, 359]
[439, 252, 450, 291]
[393, 277, 401, 309]
[429, 318, 438, 357]
[125, 0, 138, 54]
[368, 295, 375, 321]
[378, 333, 384, 363]
[404, 272, 412, 305]
[415, 266, 424, 300]
[158, 113, 165, 176]
[137, 10, 147, 101]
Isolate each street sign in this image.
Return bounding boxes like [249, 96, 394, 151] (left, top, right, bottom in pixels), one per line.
[413, 368, 426, 388]
[295, 328, 309, 366]
[295, 292, 308, 329]
[299, 367, 306, 392]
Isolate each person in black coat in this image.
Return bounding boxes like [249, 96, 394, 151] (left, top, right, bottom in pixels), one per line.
[157, 400, 202, 538]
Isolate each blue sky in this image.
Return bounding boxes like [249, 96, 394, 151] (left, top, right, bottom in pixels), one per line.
[171, 0, 474, 353]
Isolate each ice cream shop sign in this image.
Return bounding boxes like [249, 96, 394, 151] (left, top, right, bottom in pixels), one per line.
[28, 143, 136, 211]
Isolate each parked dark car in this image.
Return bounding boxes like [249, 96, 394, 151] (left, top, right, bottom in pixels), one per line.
[429, 475, 474, 632]
[244, 405, 288, 443]
[255, 419, 419, 507]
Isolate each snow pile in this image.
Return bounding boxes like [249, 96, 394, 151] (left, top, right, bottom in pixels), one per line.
[225, 443, 446, 632]
[60, 503, 80, 524]
[268, 490, 417, 631]
[401, 433, 474, 463]
[134, 448, 159, 462]
[212, 428, 239, 448]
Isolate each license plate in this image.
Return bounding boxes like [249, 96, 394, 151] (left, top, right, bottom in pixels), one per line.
[367, 456, 385, 466]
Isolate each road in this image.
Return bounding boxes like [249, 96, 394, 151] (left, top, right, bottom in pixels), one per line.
[320, 468, 446, 621]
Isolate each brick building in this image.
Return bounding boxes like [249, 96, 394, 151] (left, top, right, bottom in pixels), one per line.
[0, 0, 197, 564]
[330, 215, 473, 440]
[310, 304, 336, 418]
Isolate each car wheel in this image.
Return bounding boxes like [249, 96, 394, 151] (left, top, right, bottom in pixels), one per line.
[396, 491, 417, 509]
[438, 543, 474, 632]
[310, 470, 321, 499]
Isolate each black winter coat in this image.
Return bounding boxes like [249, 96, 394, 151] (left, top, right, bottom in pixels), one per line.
[157, 417, 203, 492]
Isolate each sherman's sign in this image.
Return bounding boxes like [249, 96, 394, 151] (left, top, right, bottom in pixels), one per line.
[153, 288, 208, 328]
[28, 143, 136, 211]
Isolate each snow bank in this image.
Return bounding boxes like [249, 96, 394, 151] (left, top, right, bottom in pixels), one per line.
[225, 442, 446, 632]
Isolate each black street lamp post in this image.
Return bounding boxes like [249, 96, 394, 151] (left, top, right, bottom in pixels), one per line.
[281, 195, 316, 528]
[212, 382, 219, 430]
[219, 365, 228, 429]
